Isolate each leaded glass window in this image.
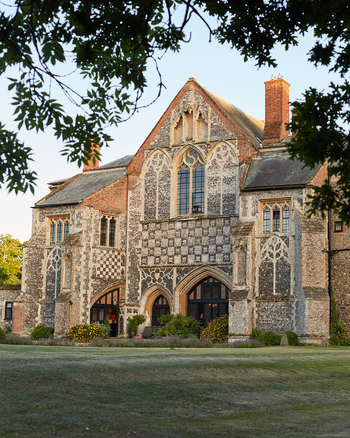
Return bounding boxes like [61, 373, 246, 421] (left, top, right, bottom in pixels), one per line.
[177, 150, 205, 215]
[100, 216, 118, 247]
[262, 200, 291, 234]
[109, 218, 116, 247]
[49, 217, 69, 244]
[100, 217, 107, 246]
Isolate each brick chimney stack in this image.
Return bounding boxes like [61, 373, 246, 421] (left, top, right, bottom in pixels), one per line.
[83, 144, 100, 171]
[263, 76, 290, 146]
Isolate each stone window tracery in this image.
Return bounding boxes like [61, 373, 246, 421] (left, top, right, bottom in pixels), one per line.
[262, 200, 291, 234]
[177, 150, 204, 215]
[100, 215, 118, 247]
[49, 217, 69, 244]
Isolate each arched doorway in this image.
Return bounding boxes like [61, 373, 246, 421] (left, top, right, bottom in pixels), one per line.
[90, 288, 120, 336]
[152, 295, 170, 326]
[187, 277, 229, 327]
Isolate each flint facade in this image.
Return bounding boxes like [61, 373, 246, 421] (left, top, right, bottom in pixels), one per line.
[11, 77, 332, 343]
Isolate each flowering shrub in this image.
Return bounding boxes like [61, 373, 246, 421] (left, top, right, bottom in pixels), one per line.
[200, 314, 228, 343]
[153, 314, 200, 338]
[230, 338, 264, 348]
[68, 323, 106, 343]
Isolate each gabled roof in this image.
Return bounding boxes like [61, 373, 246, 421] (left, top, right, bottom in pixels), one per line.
[36, 168, 126, 207]
[243, 152, 319, 191]
[205, 89, 264, 149]
[99, 154, 134, 169]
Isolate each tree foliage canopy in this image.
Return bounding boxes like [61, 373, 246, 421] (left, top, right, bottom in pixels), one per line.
[1, 0, 350, 220]
[0, 234, 23, 285]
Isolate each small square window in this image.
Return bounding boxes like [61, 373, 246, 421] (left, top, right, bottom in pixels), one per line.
[334, 221, 343, 233]
[4, 302, 13, 320]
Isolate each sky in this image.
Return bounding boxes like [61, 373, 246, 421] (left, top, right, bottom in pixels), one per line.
[0, 14, 341, 242]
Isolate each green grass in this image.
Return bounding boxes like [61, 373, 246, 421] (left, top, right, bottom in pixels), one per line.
[1, 346, 350, 437]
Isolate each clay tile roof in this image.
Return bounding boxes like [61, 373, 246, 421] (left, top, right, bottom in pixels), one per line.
[36, 168, 126, 207]
[243, 152, 319, 190]
[204, 89, 264, 149]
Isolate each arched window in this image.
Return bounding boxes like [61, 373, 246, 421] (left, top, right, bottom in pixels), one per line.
[262, 200, 291, 234]
[188, 277, 229, 327]
[100, 215, 118, 247]
[49, 217, 69, 244]
[152, 295, 170, 326]
[177, 150, 204, 215]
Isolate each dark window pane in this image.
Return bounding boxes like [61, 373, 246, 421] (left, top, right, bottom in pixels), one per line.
[212, 286, 219, 298]
[57, 222, 63, 243]
[64, 221, 70, 239]
[177, 165, 190, 214]
[5, 302, 13, 320]
[100, 217, 107, 246]
[334, 221, 343, 232]
[192, 163, 204, 213]
[282, 207, 290, 232]
[273, 207, 280, 232]
[109, 218, 116, 247]
[50, 222, 56, 244]
[263, 208, 270, 233]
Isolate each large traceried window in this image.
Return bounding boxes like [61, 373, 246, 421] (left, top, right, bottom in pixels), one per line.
[100, 215, 118, 247]
[262, 200, 291, 234]
[49, 217, 69, 244]
[177, 150, 205, 215]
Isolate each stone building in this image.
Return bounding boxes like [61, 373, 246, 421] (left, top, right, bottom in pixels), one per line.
[8, 76, 333, 343]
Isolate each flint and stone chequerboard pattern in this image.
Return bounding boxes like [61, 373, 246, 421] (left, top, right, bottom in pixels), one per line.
[140, 216, 237, 267]
[93, 249, 124, 279]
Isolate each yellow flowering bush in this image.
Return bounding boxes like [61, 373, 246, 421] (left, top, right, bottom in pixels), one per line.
[200, 314, 228, 343]
[68, 323, 106, 343]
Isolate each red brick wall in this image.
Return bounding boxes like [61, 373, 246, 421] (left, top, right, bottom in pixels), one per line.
[13, 304, 25, 334]
[308, 162, 328, 187]
[263, 77, 290, 145]
[83, 175, 128, 214]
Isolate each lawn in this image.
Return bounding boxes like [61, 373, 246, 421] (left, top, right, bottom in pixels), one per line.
[0, 346, 350, 437]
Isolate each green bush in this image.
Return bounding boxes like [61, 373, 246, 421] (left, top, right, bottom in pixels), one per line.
[0, 327, 6, 341]
[68, 323, 106, 342]
[128, 314, 146, 333]
[263, 332, 282, 346]
[200, 314, 228, 343]
[339, 338, 350, 346]
[153, 313, 200, 338]
[250, 328, 264, 342]
[104, 319, 111, 329]
[31, 324, 54, 340]
[331, 321, 345, 340]
[284, 331, 298, 346]
[329, 334, 339, 345]
[129, 322, 138, 332]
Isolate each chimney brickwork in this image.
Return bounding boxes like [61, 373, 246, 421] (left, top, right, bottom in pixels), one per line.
[83, 144, 100, 171]
[263, 77, 290, 146]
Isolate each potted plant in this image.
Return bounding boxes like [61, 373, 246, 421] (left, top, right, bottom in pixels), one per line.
[128, 314, 146, 339]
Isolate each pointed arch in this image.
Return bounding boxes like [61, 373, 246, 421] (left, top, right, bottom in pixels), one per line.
[90, 280, 125, 307]
[206, 141, 239, 215]
[174, 266, 232, 316]
[138, 285, 174, 326]
[141, 149, 171, 220]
